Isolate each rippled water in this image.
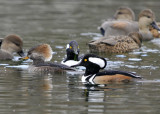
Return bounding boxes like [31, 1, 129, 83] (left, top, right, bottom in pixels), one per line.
[0, 0, 160, 113]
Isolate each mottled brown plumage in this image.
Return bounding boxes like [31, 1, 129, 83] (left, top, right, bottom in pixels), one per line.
[88, 32, 142, 53]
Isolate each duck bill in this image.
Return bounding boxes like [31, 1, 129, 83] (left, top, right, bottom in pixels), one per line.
[100, 27, 105, 36]
[17, 50, 25, 57]
[22, 56, 29, 60]
[151, 21, 160, 31]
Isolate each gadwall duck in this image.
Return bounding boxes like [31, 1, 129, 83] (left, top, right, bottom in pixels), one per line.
[100, 9, 159, 41]
[71, 54, 141, 84]
[61, 40, 80, 67]
[88, 32, 142, 53]
[0, 34, 24, 60]
[23, 44, 75, 73]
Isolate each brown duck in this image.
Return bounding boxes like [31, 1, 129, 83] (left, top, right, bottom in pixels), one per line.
[23, 44, 75, 73]
[100, 9, 159, 41]
[88, 32, 142, 53]
[0, 34, 24, 60]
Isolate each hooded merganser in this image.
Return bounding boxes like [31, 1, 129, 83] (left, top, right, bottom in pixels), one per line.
[71, 54, 141, 84]
[23, 44, 75, 73]
[61, 40, 80, 67]
[100, 9, 159, 41]
[88, 32, 142, 53]
[0, 34, 24, 60]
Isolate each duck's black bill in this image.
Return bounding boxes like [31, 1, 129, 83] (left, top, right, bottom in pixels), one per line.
[100, 28, 105, 36]
[151, 21, 160, 31]
[17, 50, 25, 57]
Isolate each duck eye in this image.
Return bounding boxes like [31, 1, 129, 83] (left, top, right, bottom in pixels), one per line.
[14, 43, 20, 46]
[84, 59, 87, 62]
[147, 16, 150, 18]
[70, 46, 72, 49]
[118, 12, 122, 15]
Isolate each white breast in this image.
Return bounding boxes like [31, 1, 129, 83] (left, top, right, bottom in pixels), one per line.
[61, 60, 79, 67]
[82, 74, 96, 84]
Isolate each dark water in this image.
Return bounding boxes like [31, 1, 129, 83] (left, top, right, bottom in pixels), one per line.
[0, 0, 160, 113]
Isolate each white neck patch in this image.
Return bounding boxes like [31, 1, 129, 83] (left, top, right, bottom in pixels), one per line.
[66, 44, 70, 49]
[88, 57, 106, 68]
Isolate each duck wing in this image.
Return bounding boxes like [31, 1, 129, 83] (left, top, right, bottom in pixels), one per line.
[100, 37, 118, 46]
[96, 70, 141, 79]
[36, 62, 75, 71]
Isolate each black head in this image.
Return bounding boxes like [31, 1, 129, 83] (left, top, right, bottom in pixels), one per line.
[72, 54, 107, 75]
[65, 40, 80, 61]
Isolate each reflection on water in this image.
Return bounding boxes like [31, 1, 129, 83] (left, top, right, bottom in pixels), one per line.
[0, 0, 160, 113]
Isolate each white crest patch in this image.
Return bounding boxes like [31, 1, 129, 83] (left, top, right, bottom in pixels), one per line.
[88, 57, 105, 68]
[61, 60, 79, 67]
[66, 44, 70, 49]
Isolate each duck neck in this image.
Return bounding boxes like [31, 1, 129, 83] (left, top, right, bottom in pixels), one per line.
[84, 66, 100, 76]
[1, 43, 12, 54]
[33, 59, 45, 66]
[66, 53, 79, 61]
[139, 18, 150, 33]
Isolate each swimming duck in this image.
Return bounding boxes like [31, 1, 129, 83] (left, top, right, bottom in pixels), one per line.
[61, 40, 80, 67]
[23, 44, 75, 73]
[100, 9, 159, 41]
[0, 34, 24, 60]
[113, 7, 135, 21]
[88, 32, 142, 53]
[71, 54, 141, 84]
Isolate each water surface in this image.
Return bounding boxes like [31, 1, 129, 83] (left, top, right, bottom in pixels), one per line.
[0, 0, 160, 113]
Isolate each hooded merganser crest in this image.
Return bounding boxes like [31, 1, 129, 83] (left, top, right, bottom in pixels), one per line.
[0, 34, 24, 60]
[71, 54, 141, 84]
[88, 32, 142, 53]
[23, 44, 75, 73]
[61, 40, 80, 67]
[100, 9, 159, 41]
